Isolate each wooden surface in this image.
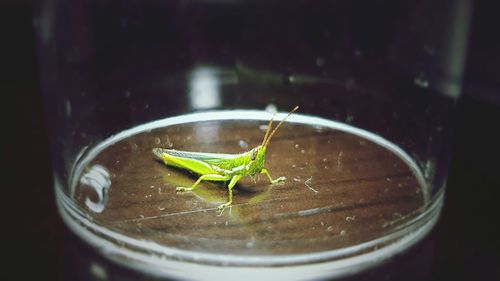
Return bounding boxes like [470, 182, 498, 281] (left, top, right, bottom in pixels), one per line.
[75, 120, 424, 256]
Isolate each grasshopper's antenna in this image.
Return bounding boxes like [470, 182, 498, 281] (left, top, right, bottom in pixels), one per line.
[261, 112, 276, 146]
[262, 106, 299, 148]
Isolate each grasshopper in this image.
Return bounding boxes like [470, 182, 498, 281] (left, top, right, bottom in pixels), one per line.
[152, 106, 298, 212]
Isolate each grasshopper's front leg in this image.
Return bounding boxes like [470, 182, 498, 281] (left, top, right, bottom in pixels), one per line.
[261, 168, 286, 184]
[217, 175, 242, 213]
[176, 174, 229, 192]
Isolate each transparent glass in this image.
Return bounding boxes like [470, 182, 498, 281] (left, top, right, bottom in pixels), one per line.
[35, 0, 470, 279]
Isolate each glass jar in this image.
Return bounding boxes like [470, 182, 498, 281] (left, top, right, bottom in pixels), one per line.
[35, 0, 470, 279]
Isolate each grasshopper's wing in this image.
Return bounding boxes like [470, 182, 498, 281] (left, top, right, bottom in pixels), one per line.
[155, 149, 240, 175]
[163, 149, 239, 161]
[158, 152, 215, 175]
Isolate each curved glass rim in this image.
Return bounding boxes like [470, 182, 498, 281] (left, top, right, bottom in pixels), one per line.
[57, 110, 441, 279]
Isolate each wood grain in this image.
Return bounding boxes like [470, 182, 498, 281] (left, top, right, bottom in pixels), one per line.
[75, 120, 424, 255]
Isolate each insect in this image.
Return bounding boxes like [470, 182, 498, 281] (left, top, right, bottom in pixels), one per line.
[152, 106, 298, 212]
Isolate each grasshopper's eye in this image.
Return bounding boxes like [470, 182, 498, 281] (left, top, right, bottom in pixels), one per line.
[250, 148, 258, 161]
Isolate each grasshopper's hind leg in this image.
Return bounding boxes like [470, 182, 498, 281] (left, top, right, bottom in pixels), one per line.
[176, 174, 228, 192]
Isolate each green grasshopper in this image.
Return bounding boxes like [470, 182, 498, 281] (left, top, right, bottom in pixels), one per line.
[152, 106, 298, 212]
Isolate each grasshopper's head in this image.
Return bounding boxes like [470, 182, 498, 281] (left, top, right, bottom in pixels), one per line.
[246, 106, 298, 175]
[245, 145, 267, 175]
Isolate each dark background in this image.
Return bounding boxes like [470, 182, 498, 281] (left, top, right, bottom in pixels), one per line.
[1, 1, 499, 280]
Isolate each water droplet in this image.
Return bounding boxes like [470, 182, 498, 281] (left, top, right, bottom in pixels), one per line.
[259, 124, 269, 131]
[239, 140, 249, 149]
[315, 57, 326, 67]
[246, 240, 256, 248]
[414, 77, 429, 88]
[337, 151, 344, 168]
[295, 144, 299, 149]
[265, 104, 277, 113]
[340, 230, 346, 236]
[90, 262, 108, 280]
[131, 143, 139, 151]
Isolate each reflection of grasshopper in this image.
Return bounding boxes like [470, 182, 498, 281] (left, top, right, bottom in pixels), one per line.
[153, 106, 298, 212]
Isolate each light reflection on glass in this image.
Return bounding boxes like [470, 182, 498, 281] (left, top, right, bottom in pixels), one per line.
[80, 165, 111, 213]
[188, 67, 222, 110]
